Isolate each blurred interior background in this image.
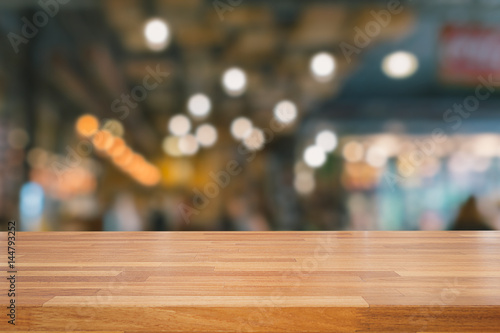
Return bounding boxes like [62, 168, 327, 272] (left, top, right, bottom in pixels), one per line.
[1, 0, 500, 231]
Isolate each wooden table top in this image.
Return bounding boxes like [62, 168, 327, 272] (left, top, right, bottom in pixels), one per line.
[2, 231, 500, 332]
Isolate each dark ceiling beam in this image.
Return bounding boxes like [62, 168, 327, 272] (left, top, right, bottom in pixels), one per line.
[0, 0, 99, 9]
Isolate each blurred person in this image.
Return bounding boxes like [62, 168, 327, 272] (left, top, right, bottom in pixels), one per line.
[218, 209, 235, 231]
[449, 196, 493, 230]
[419, 211, 445, 231]
[220, 195, 252, 231]
[148, 192, 169, 231]
[149, 209, 168, 231]
[103, 193, 142, 231]
[159, 190, 186, 231]
[247, 213, 271, 231]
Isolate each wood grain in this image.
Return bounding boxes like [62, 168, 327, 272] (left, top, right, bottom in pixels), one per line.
[1, 231, 499, 332]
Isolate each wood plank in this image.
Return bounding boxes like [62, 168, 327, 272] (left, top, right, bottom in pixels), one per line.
[0, 231, 499, 332]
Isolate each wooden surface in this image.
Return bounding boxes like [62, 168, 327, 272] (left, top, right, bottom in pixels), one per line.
[1, 231, 500, 332]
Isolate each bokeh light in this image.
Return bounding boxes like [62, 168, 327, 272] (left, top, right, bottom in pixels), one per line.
[195, 124, 218, 147]
[92, 130, 114, 151]
[27, 148, 49, 168]
[310, 52, 336, 82]
[178, 134, 199, 156]
[168, 115, 192, 137]
[112, 147, 134, 168]
[315, 130, 337, 153]
[144, 18, 170, 51]
[230, 117, 253, 140]
[243, 128, 265, 151]
[365, 146, 388, 168]
[8, 128, 29, 149]
[187, 93, 211, 119]
[102, 119, 124, 137]
[222, 67, 247, 96]
[382, 51, 418, 79]
[294, 170, 316, 195]
[75, 114, 99, 138]
[162, 136, 182, 157]
[106, 137, 126, 157]
[303, 145, 327, 168]
[343, 141, 364, 163]
[273, 100, 298, 124]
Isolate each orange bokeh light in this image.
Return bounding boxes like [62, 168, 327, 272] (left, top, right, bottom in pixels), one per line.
[112, 147, 133, 167]
[107, 137, 126, 157]
[125, 154, 146, 175]
[75, 114, 99, 138]
[136, 164, 161, 186]
[92, 130, 114, 151]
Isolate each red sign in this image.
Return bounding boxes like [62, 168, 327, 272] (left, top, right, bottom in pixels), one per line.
[440, 25, 500, 84]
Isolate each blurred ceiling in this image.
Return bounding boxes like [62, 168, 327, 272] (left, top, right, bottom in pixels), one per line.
[1, 0, 500, 140]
